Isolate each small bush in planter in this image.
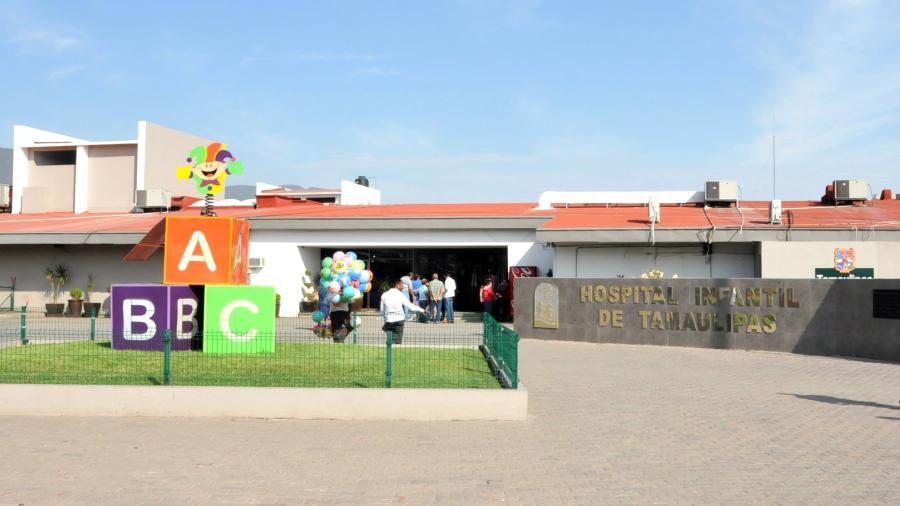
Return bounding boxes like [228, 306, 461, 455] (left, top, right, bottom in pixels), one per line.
[67, 287, 84, 317]
[82, 273, 102, 317]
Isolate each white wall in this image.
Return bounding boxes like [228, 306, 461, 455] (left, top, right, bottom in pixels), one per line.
[339, 180, 381, 205]
[86, 145, 138, 212]
[761, 241, 900, 278]
[247, 228, 550, 316]
[12, 125, 87, 214]
[140, 121, 212, 197]
[246, 241, 312, 317]
[553, 244, 756, 279]
[508, 242, 554, 276]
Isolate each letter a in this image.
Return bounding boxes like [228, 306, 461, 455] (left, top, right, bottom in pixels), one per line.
[178, 231, 217, 272]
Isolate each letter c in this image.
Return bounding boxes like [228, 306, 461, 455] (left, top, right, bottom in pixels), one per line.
[220, 300, 259, 341]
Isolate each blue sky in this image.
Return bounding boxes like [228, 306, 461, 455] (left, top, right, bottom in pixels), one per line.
[1, 0, 898, 203]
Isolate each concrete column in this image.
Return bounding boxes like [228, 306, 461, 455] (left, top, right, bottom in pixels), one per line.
[11, 147, 28, 214]
[73, 145, 89, 214]
[135, 120, 147, 192]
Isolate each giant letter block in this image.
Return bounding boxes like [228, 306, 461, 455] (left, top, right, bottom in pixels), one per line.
[111, 284, 200, 351]
[163, 216, 249, 286]
[202, 285, 275, 353]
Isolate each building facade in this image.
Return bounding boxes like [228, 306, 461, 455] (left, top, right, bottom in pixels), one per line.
[1, 121, 897, 316]
[11, 122, 210, 214]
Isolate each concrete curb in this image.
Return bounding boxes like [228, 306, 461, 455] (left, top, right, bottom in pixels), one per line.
[0, 384, 528, 421]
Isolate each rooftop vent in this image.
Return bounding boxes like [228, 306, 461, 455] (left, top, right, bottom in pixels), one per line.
[354, 176, 370, 187]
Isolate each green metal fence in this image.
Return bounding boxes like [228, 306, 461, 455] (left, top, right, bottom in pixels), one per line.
[481, 313, 519, 389]
[0, 307, 519, 389]
[0, 280, 14, 312]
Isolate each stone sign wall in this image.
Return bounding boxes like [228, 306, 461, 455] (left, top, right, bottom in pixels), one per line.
[513, 278, 900, 363]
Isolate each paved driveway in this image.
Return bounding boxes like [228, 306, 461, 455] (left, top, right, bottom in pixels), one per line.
[2, 340, 900, 504]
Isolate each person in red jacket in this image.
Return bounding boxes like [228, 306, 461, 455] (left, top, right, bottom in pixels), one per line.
[479, 279, 494, 316]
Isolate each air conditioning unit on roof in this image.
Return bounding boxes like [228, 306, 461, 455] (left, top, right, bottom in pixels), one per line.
[704, 181, 738, 202]
[833, 179, 868, 201]
[0, 184, 10, 208]
[135, 189, 172, 209]
[769, 200, 782, 224]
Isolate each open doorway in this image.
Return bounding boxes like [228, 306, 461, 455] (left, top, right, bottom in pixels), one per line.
[328, 247, 508, 311]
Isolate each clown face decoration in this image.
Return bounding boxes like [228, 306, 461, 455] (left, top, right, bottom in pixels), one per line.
[177, 142, 244, 196]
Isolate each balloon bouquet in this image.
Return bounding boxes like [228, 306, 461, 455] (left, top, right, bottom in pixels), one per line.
[311, 251, 373, 337]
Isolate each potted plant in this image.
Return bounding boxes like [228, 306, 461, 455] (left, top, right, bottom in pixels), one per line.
[275, 293, 281, 318]
[44, 263, 69, 316]
[300, 270, 318, 312]
[67, 288, 84, 317]
[83, 273, 101, 317]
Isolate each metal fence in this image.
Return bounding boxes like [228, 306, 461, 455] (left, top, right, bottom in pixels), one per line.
[0, 281, 14, 312]
[482, 313, 519, 388]
[0, 307, 518, 389]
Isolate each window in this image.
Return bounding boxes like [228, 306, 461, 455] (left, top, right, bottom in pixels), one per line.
[34, 150, 76, 166]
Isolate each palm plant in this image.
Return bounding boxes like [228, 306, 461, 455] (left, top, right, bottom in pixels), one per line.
[86, 273, 95, 303]
[44, 264, 69, 304]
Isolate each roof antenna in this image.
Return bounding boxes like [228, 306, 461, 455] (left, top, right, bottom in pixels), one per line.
[772, 135, 776, 200]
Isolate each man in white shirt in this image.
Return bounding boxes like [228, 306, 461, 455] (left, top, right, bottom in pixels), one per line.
[400, 272, 414, 320]
[443, 272, 457, 323]
[380, 278, 425, 344]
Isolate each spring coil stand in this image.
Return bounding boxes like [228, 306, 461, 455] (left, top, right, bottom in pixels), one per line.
[200, 193, 217, 217]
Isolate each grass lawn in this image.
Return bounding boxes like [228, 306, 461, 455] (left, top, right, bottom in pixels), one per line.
[0, 341, 501, 389]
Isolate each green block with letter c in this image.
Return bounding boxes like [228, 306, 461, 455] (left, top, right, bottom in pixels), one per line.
[203, 285, 276, 353]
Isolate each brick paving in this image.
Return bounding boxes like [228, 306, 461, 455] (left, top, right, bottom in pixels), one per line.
[2, 339, 900, 504]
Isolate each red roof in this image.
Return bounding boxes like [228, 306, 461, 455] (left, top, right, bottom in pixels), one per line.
[540, 199, 900, 230]
[0, 199, 898, 236]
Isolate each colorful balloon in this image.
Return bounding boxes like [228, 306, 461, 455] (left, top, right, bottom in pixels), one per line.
[328, 281, 341, 293]
[321, 267, 332, 281]
[312, 311, 325, 323]
[330, 294, 341, 304]
[322, 257, 333, 268]
[364, 283, 372, 293]
[332, 261, 346, 274]
[350, 279, 360, 288]
[332, 251, 345, 262]
[359, 271, 371, 283]
[346, 251, 358, 262]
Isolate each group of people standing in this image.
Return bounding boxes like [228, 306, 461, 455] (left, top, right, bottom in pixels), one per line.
[378, 271, 455, 344]
[400, 272, 456, 323]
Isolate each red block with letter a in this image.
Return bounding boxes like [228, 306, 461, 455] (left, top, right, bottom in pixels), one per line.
[163, 216, 249, 285]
